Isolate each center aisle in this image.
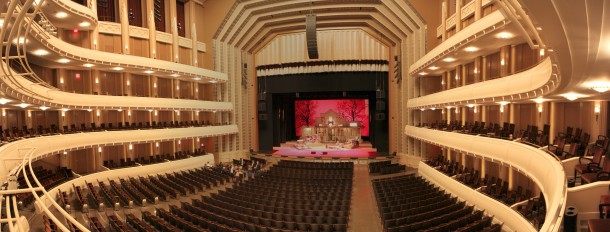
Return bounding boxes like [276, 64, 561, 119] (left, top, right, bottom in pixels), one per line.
[348, 164, 384, 232]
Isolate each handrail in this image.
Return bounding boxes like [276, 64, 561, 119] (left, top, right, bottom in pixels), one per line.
[405, 126, 567, 232]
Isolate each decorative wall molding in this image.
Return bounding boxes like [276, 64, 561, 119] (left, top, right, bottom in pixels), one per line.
[461, 0, 476, 20]
[197, 42, 206, 52]
[129, 26, 150, 39]
[178, 37, 193, 48]
[437, 24, 443, 38]
[156, 31, 172, 44]
[98, 21, 121, 35]
[446, 14, 457, 30]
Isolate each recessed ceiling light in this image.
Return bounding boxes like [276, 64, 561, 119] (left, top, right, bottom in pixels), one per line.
[13, 37, 26, 45]
[144, 70, 154, 74]
[428, 66, 439, 70]
[57, 58, 70, 63]
[0, 98, 11, 104]
[79, 21, 90, 27]
[56, 12, 68, 18]
[443, 57, 456, 62]
[192, 77, 202, 80]
[83, 63, 94, 68]
[209, 80, 218, 83]
[467, 104, 474, 108]
[170, 74, 180, 77]
[464, 46, 479, 52]
[86, 109, 93, 112]
[497, 101, 510, 106]
[112, 67, 124, 71]
[533, 98, 545, 104]
[33, 49, 49, 56]
[419, 72, 428, 76]
[62, 108, 69, 112]
[39, 106, 49, 110]
[562, 94, 580, 101]
[117, 109, 123, 112]
[496, 32, 513, 39]
[18, 103, 30, 108]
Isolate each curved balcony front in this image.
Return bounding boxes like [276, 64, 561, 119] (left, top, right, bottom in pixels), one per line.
[407, 57, 553, 109]
[41, 0, 97, 29]
[0, 125, 238, 179]
[405, 125, 566, 232]
[1, 62, 232, 111]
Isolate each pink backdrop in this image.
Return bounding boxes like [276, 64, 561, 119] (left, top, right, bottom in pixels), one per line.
[295, 99, 369, 136]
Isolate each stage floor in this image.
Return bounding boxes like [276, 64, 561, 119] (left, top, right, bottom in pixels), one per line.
[272, 141, 378, 158]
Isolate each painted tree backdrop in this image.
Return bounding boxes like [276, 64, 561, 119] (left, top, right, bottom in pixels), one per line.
[295, 99, 369, 136]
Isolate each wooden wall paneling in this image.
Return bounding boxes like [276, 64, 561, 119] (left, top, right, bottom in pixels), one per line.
[129, 38, 150, 58]
[156, 42, 172, 61]
[99, 34, 122, 53]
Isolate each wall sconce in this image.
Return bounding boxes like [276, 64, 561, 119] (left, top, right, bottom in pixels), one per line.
[178, 140, 181, 145]
[538, 105, 543, 118]
[176, 85, 180, 90]
[153, 83, 157, 88]
[98, 147, 102, 152]
[96, 110, 100, 117]
[441, 109, 445, 114]
[2, 109, 6, 117]
[129, 144, 133, 150]
[27, 111, 31, 118]
[539, 49, 545, 57]
[95, 78, 99, 84]
[154, 110, 158, 116]
[454, 108, 459, 114]
[126, 80, 130, 86]
[595, 105, 601, 122]
[474, 107, 478, 114]
[176, 111, 180, 116]
[61, 111, 65, 117]
[500, 105, 504, 113]
[60, 78, 64, 84]
[195, 88, 198, 93]
[155, 142, 159, 148]
[500, 59, 505, 66]
[127, 110, 131, 117]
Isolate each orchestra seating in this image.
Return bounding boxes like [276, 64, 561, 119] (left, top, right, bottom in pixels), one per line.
[103, 148, 206, 169]
[373, 174, 502, 232]
[142, 160, 353, 231]
[369, 161, 406, 175]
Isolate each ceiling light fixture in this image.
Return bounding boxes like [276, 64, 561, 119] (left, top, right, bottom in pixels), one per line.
[419, 72, 428, 76]
[464, 46, 479, 52]
[429, 66, 439, 70]
[192, 77, 202, 81]
[83, 63, 94, 68]
[56, 12, 68, 18]
[144, 70, 154, 74]
[170, 74, 180, 77]
[467, 104, 474, 108]
[18, 103, 30, 108]
[533, 98, 545, 104]
[496, 32, 513, 39]
[209, 80, 218, 83]
[13, 37, 26, 45]
[498, 101, 510, 106]
[562, 93, 581, 101]
[33, 49, 49, 56]
[79, 22, 90, 27]
[112, 67, 124, 71]
[40, 106, 49, 111]
[443, 57, 456, 62]
[57, 58, 70, 63]
[590, 82, 610, 93]
[0, 98, 11, 105]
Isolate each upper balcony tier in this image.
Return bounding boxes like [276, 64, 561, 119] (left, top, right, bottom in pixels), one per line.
[405, 125, 566, 232]
[38, 0, 97, 30]
[1, 61, 232, 111]
[410, 11, 517, 76]
[407, 57, 553, 109]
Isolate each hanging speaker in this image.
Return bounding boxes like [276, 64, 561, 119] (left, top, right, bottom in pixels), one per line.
[377, 100, 386, 111]
[375, 113, 385, 121]
[306, 14, 319, 59]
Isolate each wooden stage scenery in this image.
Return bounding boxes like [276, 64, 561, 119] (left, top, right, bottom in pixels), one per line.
[271, 141, 378, 158]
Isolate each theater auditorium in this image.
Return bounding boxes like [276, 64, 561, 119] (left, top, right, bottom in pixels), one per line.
[0, 0, 605, 231]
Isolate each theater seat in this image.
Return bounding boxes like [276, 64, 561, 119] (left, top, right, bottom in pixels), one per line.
[600, 195, 610, 219]
[588, 219, 610, 232]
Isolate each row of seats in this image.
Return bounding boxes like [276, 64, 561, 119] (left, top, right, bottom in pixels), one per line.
[103, 148, 207, 169]
[17, 166, 73, 207]
[145, 160, 353, 231]
[372, 174, 502, 232]
[71, 166, 231, 209]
